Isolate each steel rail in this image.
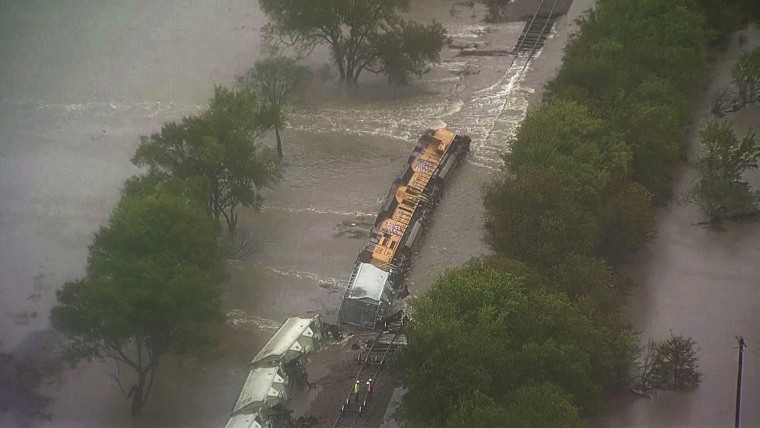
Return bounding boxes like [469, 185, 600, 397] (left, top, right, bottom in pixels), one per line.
[520, 0, 560, 72]
[331, 328, 404, 428]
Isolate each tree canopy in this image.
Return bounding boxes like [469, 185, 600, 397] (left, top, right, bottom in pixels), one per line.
[51, 192, 228, 414]
[686, 120, 760, 222]
[650, 334, 702, 390]
[633, 334, 702, 393]
[393, 265, 636, 426]
[543, 0, 711, 202]
[448, 386, 584, 428]
[238, 56, 310, 158]
[258, 0, 447, 84]
[484, 100, 654, 265]
[733, 47, 760, 106]
[132, 86, 279, 234]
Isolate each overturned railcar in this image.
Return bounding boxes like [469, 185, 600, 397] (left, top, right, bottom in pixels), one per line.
[226, 315, 323, 428]
[338, 128, 471, 329]
[225, 366, 289, 428]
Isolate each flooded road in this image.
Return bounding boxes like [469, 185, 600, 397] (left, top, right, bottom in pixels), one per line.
[0, 0, 590, 426]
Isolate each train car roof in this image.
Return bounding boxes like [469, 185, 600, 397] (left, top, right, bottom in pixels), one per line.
[230, 366, 285, 415]
[347, 262, 390, 302]
[250, 316, 319, 366]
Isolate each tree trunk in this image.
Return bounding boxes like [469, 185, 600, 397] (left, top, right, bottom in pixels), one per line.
[131, 370, 147, 415]
[346, 61, 354, 84]
[275, 125, 283, 159]
[353, 66, 363, 83]
[129, 364, 157, 415]
[221, 207, 236, 236]
[334, 45, 346, 80]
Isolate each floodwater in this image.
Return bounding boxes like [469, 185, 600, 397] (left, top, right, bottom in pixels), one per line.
[0, 1, 266, 426]
[0, 0, 595, 426]
[599, 27, 760, 428]
[0, 0, 265, 350]
[11, 0, 748, 426]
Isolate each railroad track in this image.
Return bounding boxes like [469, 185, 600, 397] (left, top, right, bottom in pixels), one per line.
[510, 0, 561, 70]
[327, 4, 559, 427]
[331, 328, 406, 428]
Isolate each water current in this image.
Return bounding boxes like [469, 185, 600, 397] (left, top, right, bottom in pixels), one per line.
[10, 1, 750, 427]
[0, 1, 538, 426]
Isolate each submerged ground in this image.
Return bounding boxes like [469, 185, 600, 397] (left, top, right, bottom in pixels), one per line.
[598, 25, 760, 428]
[1, 1, 758, 427]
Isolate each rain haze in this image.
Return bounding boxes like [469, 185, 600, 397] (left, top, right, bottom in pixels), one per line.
[1, 0, 759, 427]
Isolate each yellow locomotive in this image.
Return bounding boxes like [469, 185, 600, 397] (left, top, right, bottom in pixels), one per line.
[339, 128, 471, 329]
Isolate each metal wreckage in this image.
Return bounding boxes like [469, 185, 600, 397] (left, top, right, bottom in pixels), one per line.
[225, 128, 470, 428]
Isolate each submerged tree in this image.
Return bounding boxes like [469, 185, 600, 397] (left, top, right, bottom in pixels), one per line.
[733, 47, 760, 106]
[632, 334, 702, 393]
[132, 86, 279, 235]
[651, 334, 702, 390]
[631, 339, 658, 395]
[259, 0, 447, 84]
[238, 56, 310, 158]
[685, 120, 760, 223]
[51, 192, 228, 414]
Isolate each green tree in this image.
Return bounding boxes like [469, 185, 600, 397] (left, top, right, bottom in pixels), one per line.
[238, 56, 310, 158]
[50, 192, 228, 414]
[598, 180, 655, 263]
[393, 265, 636, 426]
[611, 77, 688, 201]
[448, 386, 584, 428]
[484, 168, 601, 265]
[552, 0, 708, 96]
[650, 334, 702, 390]
[501, 383, 585, 428]
[631, 339, 658, 394]
[733, 47, 760, 106]
[484, 100, 650, 265]
[122, 174, 209, 207]
[132, 86, 279, 235]
[258, 0, 447, 84]
[541, 254, 619, 315]
[686, 120, 760, 222]
[694, 0, 760, 43]
[506, 100, 631, 189]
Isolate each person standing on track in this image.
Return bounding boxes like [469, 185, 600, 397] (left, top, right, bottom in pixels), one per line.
[366, 378, 373, 400]
[354, 380, 361, 402]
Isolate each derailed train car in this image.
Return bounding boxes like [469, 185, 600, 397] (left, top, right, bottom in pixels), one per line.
[225, 315, 323, 428]
[338, 128, 471, 329]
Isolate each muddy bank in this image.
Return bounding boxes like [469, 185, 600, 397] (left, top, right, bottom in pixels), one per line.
[597, 25, 760, 428]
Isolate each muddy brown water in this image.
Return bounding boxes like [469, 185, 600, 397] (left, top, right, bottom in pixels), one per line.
[0, 0, 537, 426]
[5, 0, 755, 427]
[596, 27, 760, 428]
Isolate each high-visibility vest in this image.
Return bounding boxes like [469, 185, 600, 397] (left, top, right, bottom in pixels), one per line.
[354, 383, 360, 394]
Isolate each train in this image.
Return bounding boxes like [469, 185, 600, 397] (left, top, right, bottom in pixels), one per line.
[226, 128, 470, 428]
[338, 128, 471, 330]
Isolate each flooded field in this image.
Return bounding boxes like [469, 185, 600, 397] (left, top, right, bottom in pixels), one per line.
[599, 27, 760, 428]
[12, 0, 745, 426]
[0, 0, 558, 425]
